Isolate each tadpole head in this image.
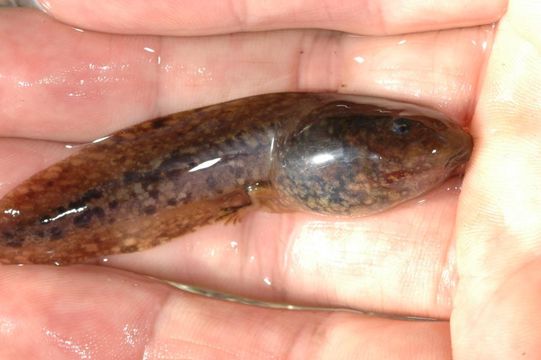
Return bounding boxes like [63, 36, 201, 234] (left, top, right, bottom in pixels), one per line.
[374, 115, 473, 177]
[272, 99, 473, 216]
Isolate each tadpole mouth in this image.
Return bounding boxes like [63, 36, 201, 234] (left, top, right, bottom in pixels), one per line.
[445, 135, 473, 170]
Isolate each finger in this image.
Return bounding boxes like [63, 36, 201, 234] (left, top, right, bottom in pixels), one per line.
[452, 0, 541, 358]
[31, 0, 507, 36]
[0, 10, 493, 141]
[0, 266, 452, 359]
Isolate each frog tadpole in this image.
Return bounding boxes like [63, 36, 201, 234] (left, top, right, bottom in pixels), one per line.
[0, 93, 472, 264]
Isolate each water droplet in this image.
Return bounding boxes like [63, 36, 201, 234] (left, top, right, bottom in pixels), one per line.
[92, 135, 110, 144]
[353, 56, 365, 64]
[123, 324, 140, 347]
[67, 91, 86, 97]
[3, 208, 21, 217]
[0, 317, 15, 335]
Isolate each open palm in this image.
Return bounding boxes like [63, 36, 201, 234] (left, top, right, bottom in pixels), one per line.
[2, 0, 539, 358]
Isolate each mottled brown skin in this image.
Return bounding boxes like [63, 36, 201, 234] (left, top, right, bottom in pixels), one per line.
[273, 101, 473, 215]
[0, 93, 472, 265]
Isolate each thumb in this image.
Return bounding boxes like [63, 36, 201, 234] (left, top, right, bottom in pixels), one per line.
[452, 0, 541, 358]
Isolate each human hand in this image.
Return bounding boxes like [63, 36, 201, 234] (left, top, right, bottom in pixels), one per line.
[2, 0, 534, 359]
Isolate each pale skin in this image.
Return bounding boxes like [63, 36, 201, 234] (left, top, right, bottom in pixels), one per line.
[0, 0, 539, 358]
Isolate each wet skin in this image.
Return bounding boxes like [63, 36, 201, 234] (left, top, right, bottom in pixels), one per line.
[0, 93, 472, 264]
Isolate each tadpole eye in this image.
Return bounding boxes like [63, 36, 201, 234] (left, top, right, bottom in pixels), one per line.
[391, 118, 411, 135]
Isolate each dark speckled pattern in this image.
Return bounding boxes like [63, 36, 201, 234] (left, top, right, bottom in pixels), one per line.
[0, 93, 472, 264]
[273, 102, 473, 215]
